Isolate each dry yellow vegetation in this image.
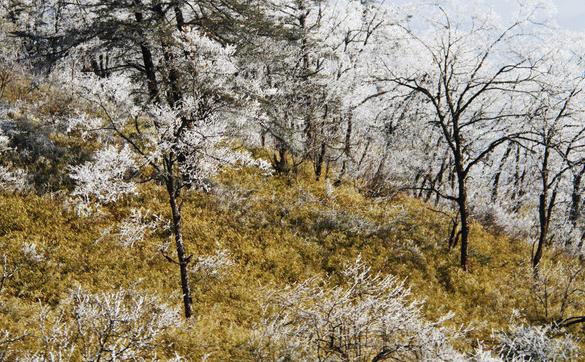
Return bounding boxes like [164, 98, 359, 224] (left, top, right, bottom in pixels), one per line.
[1, 165, 583, 360]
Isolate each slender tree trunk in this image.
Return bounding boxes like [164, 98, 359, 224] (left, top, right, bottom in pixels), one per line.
[452, 114, 471, 272]
[173, 2, 185, 30]
[533, 193, 548, 268]
[273, 142, 289, 173]
[314, 142, 326, 181]
[569, 165, 585, 226]
[344, 113, 352, 156]
[152, 3, 183, 108]
[533, 146, 551, 268]
[456, 167, 470, 272]
[260, 129, 267, 147]
[492, 144, 512, 202]
[166, 177, 193, 319]
[134, 6, 159, 102]
[433, 158, 448, 206]
[532, 187, 556, 267]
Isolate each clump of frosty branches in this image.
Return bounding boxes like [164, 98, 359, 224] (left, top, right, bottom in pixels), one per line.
[494, 323, 579, 361]
[21, 287, 180, 361]
[69, 144, 137, 207]
[191, 247, 235, 279]
[0, 127, 27, 193]
[252, 257, 465, 361]
[21, 242, 44, 263]
[117, 208, 161, 248]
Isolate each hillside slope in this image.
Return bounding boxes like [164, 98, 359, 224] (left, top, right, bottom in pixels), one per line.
[0, 167, 583, 360]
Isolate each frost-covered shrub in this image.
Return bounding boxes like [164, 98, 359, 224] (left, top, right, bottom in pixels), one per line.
[0, 254, 17, 294]
[117, 209, 160, 248]
[0, 110, 81, 193]
[191, 248, 234, 279]
[469, 344, 503, 362]
[495, 324, 579, 361]
[253, 257, 465, 361]
[470, 200, 533, 240]
[0, 165, 27, 192]
[529, 261, 585, 321]
[70, 145, 137, 206]
[23, 288, 180, 361]
[21, 242, 44, 263]
[64, 112, 105, 141]
[0, 125, 27, 192]
[213, 185, 257, 217]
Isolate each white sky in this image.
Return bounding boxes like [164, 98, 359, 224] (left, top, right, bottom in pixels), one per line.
[489, 0, 585, 31]
[392, 1, 585, 32]
[554, 0, 585, 30]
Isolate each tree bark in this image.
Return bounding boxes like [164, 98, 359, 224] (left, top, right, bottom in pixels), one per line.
[569, 165, 585, 226]
[456, 167, 470, 271]
[533, 193, 547, 268]
[492, 144, 512, 202]
[314, 142, 326, 181]
[134, 2, 160, 102]
[533, 146, 552, 268]
[166, 177, 193, 319]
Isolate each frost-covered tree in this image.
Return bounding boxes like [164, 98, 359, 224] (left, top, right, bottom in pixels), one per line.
[253, 0, 394, 179]
[66, 59, 268, 318]
[4, 0, 275, 319]
[520, 77, 585, 268]
[69, 145, 137, 207]
[372, 0, 555, 271]
[479, 30, 585, 264]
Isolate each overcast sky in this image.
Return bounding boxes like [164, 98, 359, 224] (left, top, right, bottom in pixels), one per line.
[490, 0, 585, 31]
[554, 0, 585, 30]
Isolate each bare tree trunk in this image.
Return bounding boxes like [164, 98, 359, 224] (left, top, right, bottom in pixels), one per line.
[456, 167, 470, 272]
[272, 142, 289, 173]
[314, 142, 326, 181]
[134, 4, 159, 102]
[344, 113, 352, 156]
[569, 165, 585, 226]
[492, 144, 512, 202]
[165, 177, 193, 319]
[533, 193, 548, 268]
[153, 3, 184, 108]
[533, 147, 554, 268]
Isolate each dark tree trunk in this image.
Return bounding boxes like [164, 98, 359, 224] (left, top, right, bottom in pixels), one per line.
[492, 144, 512, 202]
[134, 5, 160, 102]
[344, 114, 352, 156]
[273, 142, 289, 173]
[152, 3, 184, 108]
[314, 142, 326, 181]
[533, 146, 554, 268]
[260, 129, 267, 147]
[569, 165, 585, 226]
[165, 176, 193, 319]
[533, 193, 548, 268]
[456, 167, 470, 272]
